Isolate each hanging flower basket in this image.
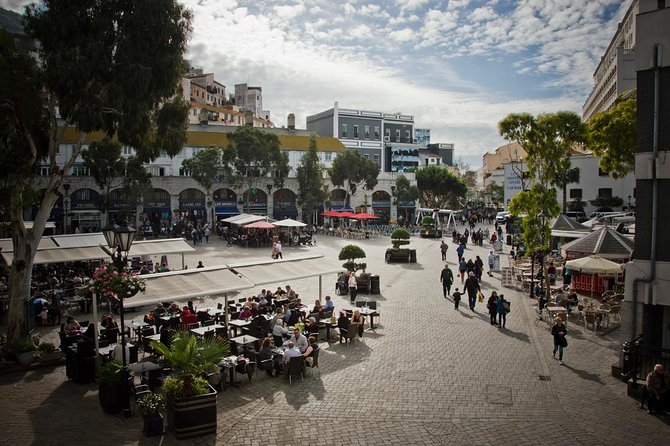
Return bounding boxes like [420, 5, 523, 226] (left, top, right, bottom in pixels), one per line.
[91, 263, 146, 299]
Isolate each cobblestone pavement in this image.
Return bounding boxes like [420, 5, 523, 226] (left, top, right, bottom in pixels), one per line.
[1, 227, 669, 445]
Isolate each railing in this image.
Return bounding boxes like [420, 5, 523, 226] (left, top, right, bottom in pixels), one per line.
[621, 339, 670, 384]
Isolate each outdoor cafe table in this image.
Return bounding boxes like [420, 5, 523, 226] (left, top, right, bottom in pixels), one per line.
[318, 319, 337, 343]
[191, 324, 225, 336]
[219, 355, 253, 388]
[229, 335, 259, 350]
[545, 305, 567, 322]
[128, 361, 161, 376]
[353, 307, 380, 330]
[228, 319, 251, 337]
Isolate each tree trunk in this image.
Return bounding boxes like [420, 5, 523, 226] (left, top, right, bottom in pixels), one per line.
[562, 186, 567, 212]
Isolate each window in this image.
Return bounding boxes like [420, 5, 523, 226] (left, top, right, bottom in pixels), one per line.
[71, 165, 90, 176]
[179, 167, 191, 176]
[598, 188, 612, 198]
[385, 128, 390, 137]
[342, 124, 348, 138]
[598, 167, 609, 176]
[569, 189, 582, 199]
[364, 126, 370, 138]
[324, 152, 332, 162]
[405, 130, 411, 142]
[364, 154, 369, 159]
[353, 125, 359, 138]
[148, 167, 165, 176]
[122, 146, 134, 156]
[374, 126, 380, 138]
[395, 130, 400, 141]
[40, 166, 51, 176]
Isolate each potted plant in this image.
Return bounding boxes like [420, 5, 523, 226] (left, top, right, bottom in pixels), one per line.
[386, 228, 416, 263]
[37, 341, 63, 362]
[15, 340, 37, 367]
[338, 244, 367, 272]
[98, 359, 125, 414]
[91, 263, 146, 299]
[152, 331, 229, 439]
[136, 392, 165, 436]
[420, 216, 440, 238]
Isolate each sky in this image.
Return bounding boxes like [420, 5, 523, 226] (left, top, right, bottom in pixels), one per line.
[4, 0, 630, 168]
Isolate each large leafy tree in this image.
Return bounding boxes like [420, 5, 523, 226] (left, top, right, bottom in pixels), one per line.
[82, 138, 126, 215]
[415, 166, 467, 209]
[587, 96, 636, 179]
[224, 126, 289, 213]
[182, 146, 226, 222]
[394, 174, 419, 225]
[296, 135, 325, 224]
[328, 150, 379, 205]
[554, 167, 580, 212]
[483, 182, 504, 208]
[1, 1, 191, 344]
[121, 156, 152, 215]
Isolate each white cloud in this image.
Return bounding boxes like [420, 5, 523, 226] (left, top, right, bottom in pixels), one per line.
[389, 28, 415, 42]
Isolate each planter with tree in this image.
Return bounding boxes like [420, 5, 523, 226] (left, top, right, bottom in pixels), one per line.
[338, 245, 372, 293]
[386, 228, 416, 263]
[420, 216, 441, 238]
[136, 392, 166, 437]
[37, 341, 63, 363]
[151, 331, 228, 439]
[99, 360, 125, 414]
[15, 340, 37, 367]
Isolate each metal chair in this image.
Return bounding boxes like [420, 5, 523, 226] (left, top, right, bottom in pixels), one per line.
[305, 348, 320, 378]
[203, 319, 216, 327]
[339, 323, 358, 345]
[286, 356, 305, 384]
[367, 301, 377, 310]
[355, 301, 367, 308]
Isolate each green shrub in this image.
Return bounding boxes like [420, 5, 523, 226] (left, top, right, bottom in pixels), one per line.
[162, 376, 210, 398]
[422, 216, 435, 225]
[136, 392, 165, 417]
[338, 245, 367, 272]
[37, 342, 57, 354]
[99, 360, 124, 386]
[15, 340, 37, 354]
[390, 228, 411, 249]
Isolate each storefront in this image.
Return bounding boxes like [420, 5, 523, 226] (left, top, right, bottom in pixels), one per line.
[241, 188, 267, 216]
[108, 188, 136, 224]
[330, 189, 353, 212]
[178, 188, 207, 223]
[69, 188, 101, 233]
[213, 188, 239, 218]
[396, 200, 416, 227]
[371, 190, 391, 224]
[272, 188, 298, 219]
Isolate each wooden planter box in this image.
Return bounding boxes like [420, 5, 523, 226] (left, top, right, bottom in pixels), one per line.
[385, 249, 416, 263]
[167, 384, 217, 439]
[143, 413, 165, 437]
[99, 382, 125, 415]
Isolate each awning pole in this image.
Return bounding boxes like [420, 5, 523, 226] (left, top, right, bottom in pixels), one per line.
[182, 252, 185, 269]
[224, 292, 228, 330]
[93, 291, 100, 373]
[319, 275, 323, 301]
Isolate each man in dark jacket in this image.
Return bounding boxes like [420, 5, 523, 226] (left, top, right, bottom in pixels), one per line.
[464, 271, 480, 311]
[440, 263, 454, 298]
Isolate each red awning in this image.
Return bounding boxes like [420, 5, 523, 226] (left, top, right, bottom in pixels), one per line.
[352, 212, 380, 220]
[243, 221, 276, 229]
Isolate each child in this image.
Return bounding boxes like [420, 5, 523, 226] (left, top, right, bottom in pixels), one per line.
[40, 305, 49, 326]
[452, 288, 463, 310]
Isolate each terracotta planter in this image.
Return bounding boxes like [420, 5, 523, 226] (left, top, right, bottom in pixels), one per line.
[167, 384, 217, 439]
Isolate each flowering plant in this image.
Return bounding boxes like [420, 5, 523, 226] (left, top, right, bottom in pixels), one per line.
[91, 263, 146, 299]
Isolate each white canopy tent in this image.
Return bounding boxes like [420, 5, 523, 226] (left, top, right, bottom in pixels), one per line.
[0, 236, 58, 252]
[0, 246, 108, 265]
[273, 218, 307, 228]
[52, 233, 107, 248]
[220, 213, 266, 225]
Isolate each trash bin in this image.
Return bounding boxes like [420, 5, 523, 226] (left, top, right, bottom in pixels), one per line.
[506, 234, 512, 245]
[409, 249, 417, 263]
[370, 275, 380, 294]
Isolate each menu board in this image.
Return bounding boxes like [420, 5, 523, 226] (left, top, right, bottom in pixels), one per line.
[501, 267, 514, 288]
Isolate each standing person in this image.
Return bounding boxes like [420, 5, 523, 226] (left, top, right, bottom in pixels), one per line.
[474, 256, 484, 282]
[204, 226, 211, 243]
[551, 317, 568, 365]
[464, 272, 480, 311]
[456, 244, 464, 263]
[440, 263, 454, 298]
[276, 240, 283, 259]
[645, 364, 670, 415]
[458, 258, 468, 283]
[348, 272, 358, 304]
[487, 292, 499, 326]
[440, 241, 448, 261]
[487, 250, 495, 277]
[496, 294, 509, 328]
[196, 261, 204, 268]
[452, 288, 462, 310]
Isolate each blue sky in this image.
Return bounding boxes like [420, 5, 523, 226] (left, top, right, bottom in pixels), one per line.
[6, 0, 630, 168]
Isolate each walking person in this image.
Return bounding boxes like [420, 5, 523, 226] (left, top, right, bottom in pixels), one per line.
[452, 288, 462, 310]
[456, 244, 464, 263]
[276, 240, 283, 259]
[474, 256, 484, 282]
[497, 294, 509, 328]
[440, 240, 448, 261]
[204, 226, 211, 243]
[487, 250, 495, 277]
[348, 272, 358, 304]
[458, 258, 467, 283]
[551, 317, 568, 365]
[464, 272, 480, 311]
[487, 292, 498, 325]
[440, 263, 454, 298]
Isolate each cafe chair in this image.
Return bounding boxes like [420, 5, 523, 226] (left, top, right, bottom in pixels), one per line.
[203, 319, 216, 327]
[355, 301, 367, 308]
[286, 356, 305, 384]
[339, 323, 358, 345]
[305, 349, 320, 378]
[256, 352, 274, 377]
[104, 328, 119, 344]
[217, 303, 223, 310]
[207, 372, 222, 391]
[367, 301, 377, 310]
[584, 313, 598, 333]
[186, 322, 200, 331]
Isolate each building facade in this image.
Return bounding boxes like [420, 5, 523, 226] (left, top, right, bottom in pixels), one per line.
[622, 0, 670, 354]
[582, 0, 638, 122]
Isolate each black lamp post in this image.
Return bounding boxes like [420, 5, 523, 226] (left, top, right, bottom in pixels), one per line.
[102, 221, 136, 417]
[63, 183, 70, 234]
[628, 195, 632, 211]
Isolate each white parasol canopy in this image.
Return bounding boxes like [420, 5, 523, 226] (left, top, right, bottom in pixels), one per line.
[565, 255, 622, 274]
[272, 218, 307, 227]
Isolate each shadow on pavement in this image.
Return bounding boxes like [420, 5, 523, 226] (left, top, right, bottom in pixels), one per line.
[562, 363, 605, 385]
[498, 327, 530, 343]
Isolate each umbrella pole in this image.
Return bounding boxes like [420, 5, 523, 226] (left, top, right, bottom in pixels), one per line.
[93, 291, 100, 373]
[318, 275, 322, 302]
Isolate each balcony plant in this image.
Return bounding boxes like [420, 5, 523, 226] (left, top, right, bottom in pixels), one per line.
[151, 331, 228, 439]
[91, 263, 146, 299]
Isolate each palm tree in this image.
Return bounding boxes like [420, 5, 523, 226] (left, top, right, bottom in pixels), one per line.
[151, 331, 228, 397]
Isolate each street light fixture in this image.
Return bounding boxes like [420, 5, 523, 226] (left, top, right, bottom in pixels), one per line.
[102, 220, 136, 417]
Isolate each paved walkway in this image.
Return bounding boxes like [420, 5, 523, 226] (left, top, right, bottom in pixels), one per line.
[1, 227, 668, 445]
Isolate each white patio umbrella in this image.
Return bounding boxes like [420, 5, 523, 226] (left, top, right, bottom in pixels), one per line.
[565, 255, 622, 300]
[272, 218, 307, 228]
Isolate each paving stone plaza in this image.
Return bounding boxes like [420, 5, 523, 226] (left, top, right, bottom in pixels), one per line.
[1, 226, 669, 445]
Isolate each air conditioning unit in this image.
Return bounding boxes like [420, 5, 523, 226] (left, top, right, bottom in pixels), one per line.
[384, 136, 390, 142]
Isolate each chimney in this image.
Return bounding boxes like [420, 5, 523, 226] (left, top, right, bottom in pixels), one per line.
[287, 113, 295, 131]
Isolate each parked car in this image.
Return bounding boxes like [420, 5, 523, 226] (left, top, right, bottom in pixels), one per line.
[495, 211, 510, 223]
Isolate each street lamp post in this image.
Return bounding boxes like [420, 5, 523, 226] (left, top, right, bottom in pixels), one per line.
[628, 195, 632, 211]
[102, 221, 136, 418]
[63, 183, 70, 234]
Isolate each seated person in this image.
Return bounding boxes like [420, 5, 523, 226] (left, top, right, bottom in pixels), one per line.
[304, 317, 319, 335]
[285, 285, 297, 299]
[312, 300, 324, 316]
[324, 295, 334, 311]
[154, 304, 167, 317]
[101, 314, 118, 330]
[302, 336, 319, 366]
[249, 302, 259, 317]
[258, 337, 283, 377]
[645, 364, 670, 415]
[238, 306, 253, 320]
[181, 306, 193, 317]
[64, 316, 81, 335]
[168, 303, 181, 316]
[272, 319, 289, 345]
[547, 262, 557, 284]
[159, 322, 175, 348]
[82, 322, 96, 341]
[282, 341, 302, 363]
[337, 311, 350, 336]
[144, 311, 155, 326]
[284, 327, 308, 353]
[567, 289, 579, 306]
[351, 309, 365, 337]
[274, 287, 286, 296]
[187, 300, 196, 314]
